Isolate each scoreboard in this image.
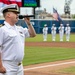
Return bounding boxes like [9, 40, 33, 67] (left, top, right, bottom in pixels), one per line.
[22, 0, 40, 7]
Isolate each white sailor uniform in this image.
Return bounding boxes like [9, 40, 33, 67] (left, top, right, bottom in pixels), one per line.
[43, 25, 48, 41]
[51, 25, 57, 41]
[0, 21, 30, 75]
[58, 24, 64, 41]
[65, 24, 71, 41]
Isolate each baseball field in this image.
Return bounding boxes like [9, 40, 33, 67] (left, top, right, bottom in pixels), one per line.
[24, 34, 75, 75]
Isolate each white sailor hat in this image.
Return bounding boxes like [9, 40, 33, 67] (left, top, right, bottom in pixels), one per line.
[1, 4, 20, 14]
[53, 24, 55, 26]
[66, 24, 69, 26]
[44, 24, 47, 27]
[60, 24, 63, 26]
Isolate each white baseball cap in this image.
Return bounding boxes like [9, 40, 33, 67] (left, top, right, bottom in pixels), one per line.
[1, 4, 20, 14]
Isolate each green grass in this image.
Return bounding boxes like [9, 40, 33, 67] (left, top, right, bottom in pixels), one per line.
[26, 33, 75, 42]
[23, 34, 75, 73]
[23, 47, 75, 66]
[24, 33, 75, 68]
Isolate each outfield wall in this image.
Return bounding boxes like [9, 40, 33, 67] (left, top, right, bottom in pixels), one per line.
[0, 19, 75, 33]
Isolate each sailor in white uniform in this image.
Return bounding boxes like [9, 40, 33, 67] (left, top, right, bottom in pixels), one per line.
[51, 24, 57, 41]
[65, 24, 71, 41]
[42, 24, 48, 41]
[58, 24, 64, 41]
[0, 4, 36, 75]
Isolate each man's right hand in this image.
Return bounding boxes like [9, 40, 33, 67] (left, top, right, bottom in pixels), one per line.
[0, 66, 6, 73]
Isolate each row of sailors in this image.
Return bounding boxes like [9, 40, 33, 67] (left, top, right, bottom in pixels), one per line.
[43, 24, 71, 41]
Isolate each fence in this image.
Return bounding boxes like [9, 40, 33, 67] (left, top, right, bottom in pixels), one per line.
[0, 19, 75, 33]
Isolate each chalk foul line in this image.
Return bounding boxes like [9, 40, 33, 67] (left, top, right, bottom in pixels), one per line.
[24, 61, 75, 71]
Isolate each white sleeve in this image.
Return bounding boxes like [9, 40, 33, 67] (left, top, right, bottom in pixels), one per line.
[65, 27, 66, 31]
[43, 28, 44, 32]
[70, 27, 71, 31]
[55, 27, 57, 30]
[0, 28, 4, 53]
[24, 28, 30, 38]
[0, 47, 1, 53]
[58, 27, 60, 30]
[47, 27, 48, 31]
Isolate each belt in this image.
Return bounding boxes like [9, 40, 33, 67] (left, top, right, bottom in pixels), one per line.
[18, 63, 21, 66]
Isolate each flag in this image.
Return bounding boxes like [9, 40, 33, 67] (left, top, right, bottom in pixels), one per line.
[0, 0, 22, 7]
[53, 8, 62, 22]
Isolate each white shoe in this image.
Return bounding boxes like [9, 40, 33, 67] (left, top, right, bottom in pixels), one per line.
[52, 39, 55, 41]
[60, 39, 63, 41]
[66, 39, 69, 41]
[44, 39, 47, 41]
